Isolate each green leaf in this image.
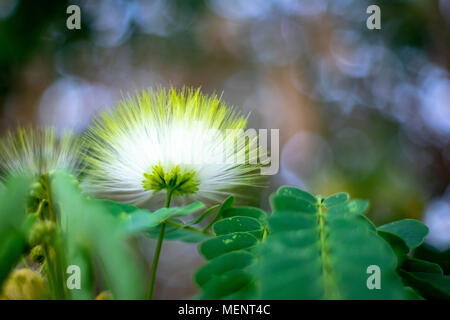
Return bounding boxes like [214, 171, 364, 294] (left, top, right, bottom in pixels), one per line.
[402, 258, 443, 274]
[326, 199, 370, 219]
[161, 224, 211, 242]
[199, 232, 258, 260]
[204, 196, 235, 230]
[92, 199, 142, 216]
[161, 201, 205, 216]
[276, 186, 317, 204]
[399, 270, 450, 299]
[377, 231, 410, 259]
[270, 194, 316, 214]
[194, 186, 420, 300]
[377, 219, 428, 250]
[143, 202, 228, 243]
[222, 207, 267, 222]
[123, 201, 205, 233]
[323, 192, 349, 207]
[268, 212, 317, 233]
[197, 269, 254, 300]
[404, 286, 424, 300]
[147, 220, 211, 243]
[0, 175, 33, 287]
[190, 204, 220, 225]
[214, 216, 264, 239]
[254, 186, 409, 299]
[412, 272, 450, 292]
[195, 251, 254, 287]
[52, 171, 145, 300]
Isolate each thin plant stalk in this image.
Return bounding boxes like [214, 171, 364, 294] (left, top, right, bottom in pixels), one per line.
[146, 189, 174, 300]
[41, 176, 66, 299]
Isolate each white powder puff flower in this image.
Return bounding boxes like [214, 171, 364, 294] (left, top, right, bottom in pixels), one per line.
[82, 88, 264, 207]
[0, 127, 82, 181]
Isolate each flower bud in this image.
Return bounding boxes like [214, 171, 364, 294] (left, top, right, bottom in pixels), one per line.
[0, 269, 50, 300]
[30, 245, 45, 264]
[28, 220, 57, 246]
[95, 291, 113, 300]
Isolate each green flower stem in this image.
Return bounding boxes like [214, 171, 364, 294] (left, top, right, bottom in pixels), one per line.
[52, 240, 66, 300]
[43, 244, 57, 299]
[43, 238, 66, 300]
[262, 228, 268, 240]
[21, 256, 30, 269]
[146, 189, 174, 300]
[36, 199, 45, 220]
[164, 189, 173, 208]
[42, 174, 57, 222]
[40, 175, 66, 299]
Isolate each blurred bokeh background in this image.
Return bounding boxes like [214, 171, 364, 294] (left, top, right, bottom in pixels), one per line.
[1, 0, 449, 298]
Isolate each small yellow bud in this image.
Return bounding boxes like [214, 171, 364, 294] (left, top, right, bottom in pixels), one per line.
[0, 269, 50, 300]
[95, 291, 114, 300]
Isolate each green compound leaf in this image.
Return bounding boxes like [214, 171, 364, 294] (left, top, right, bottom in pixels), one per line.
[377, 219, 429, 250]
[254, 186, 410, 300]
[194, 186, 428, 300]
[194, 204, 268, 299]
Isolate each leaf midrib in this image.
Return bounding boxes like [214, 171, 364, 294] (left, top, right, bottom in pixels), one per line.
[318, 200, 340, 299]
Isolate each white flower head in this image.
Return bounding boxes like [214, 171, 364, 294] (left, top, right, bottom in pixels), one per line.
[0, 127, 82, 181]
[82, 87, 264, 207]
